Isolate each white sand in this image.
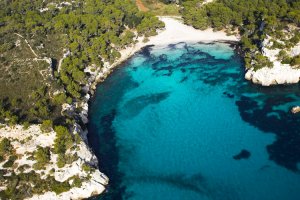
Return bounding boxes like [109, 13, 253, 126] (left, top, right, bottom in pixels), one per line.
[149, 16, 239, 46]
[95, 16, 239, 87]
[118, 16, 239, 64]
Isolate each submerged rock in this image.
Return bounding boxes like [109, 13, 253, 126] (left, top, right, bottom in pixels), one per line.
[233, 149, 251, 160]
[223, 91, 234, 98]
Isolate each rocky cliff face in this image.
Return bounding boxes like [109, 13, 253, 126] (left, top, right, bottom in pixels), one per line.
[0, 24, 157, 199]
[0, 124, 108, 199]
[245, 36, 300, 86]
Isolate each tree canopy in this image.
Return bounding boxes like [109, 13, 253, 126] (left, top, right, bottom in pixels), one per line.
[0, 0, 164, 125]
[181, 0, 300, 69]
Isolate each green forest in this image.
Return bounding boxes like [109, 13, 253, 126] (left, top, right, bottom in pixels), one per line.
[1, 0, 300, 199]
[1, 0, 299, 128]
[181, 0, 300, 69]
[0, 0, 164, 126]
[0, 1, 164, 199]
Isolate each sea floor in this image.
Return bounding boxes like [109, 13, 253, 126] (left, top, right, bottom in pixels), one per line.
[88, 42, 300, 200]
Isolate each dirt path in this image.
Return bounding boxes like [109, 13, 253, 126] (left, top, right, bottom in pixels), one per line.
[14, 33, 39, 57]
[136, 0, 149, 12]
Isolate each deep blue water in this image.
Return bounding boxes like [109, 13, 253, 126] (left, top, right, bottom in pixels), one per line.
[88, 42, 300, 200]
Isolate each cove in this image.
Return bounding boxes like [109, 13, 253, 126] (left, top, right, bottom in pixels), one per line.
[88, 42, 300, 200]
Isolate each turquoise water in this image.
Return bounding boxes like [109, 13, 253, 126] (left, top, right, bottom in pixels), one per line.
[88, 42, 300, 200]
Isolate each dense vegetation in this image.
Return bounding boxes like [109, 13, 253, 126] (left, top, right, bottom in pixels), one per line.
[2, 0, 298, 198]
[0, 127, 95, 199]
[138, 0, 180, 15]
[0, 0, 164, 126]
[0, 169, 77, 199]
[0, 0, 164, 198]
[181, 0, 300, 69]
[0, 138, 13, 159]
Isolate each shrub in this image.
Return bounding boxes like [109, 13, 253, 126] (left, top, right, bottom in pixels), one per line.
[82, 163, 91, 173]
[271, 40, 284, 49]
[50, 179, 70, 194]
[291, 55, 300, 66]
[278, 50, 288, 60]
[54, 126, 73, 154]
[290, 33, 300, 45]
[74, 133, 82, 144]
[53, 93, 68, 105]
[17, 164, 31, 172]
[23, 121, 30, 130]
[3, 155, 17, 168]
[33, 146, 50, 169]
[40, 120, 53, 133]
[8, 115, 19, 126]
[0, 138, 13, 157]
[282, 57, 292, 64]
[64, 153, 78, 165]
[49, 168, 55, 174]
[56, 153, 66, 168]
[71, 176, 82, 188]
[0, 42, 15, 52]
[253, 53, 273, 70]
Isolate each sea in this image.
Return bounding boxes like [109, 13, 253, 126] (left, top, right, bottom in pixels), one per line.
[88, 42, 300, 200]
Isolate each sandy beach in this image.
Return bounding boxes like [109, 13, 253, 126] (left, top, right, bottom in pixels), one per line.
[121, 16, 239, 57]
[103, 16, 239, 83]
[149, 16, 239, 46]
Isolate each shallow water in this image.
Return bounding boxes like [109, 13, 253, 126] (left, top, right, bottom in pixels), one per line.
[88, 42, 300, 200]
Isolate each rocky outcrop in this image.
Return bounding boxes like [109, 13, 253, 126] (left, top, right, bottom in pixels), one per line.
[291, 43, 300, 57]
[0, 124, 108, 200]
[291, 106, 300, 114]
[245, 36, 300, 86]
[1, 17, 240, 199]
[203, 0, 214, 5]
[245, 63, 300, 86]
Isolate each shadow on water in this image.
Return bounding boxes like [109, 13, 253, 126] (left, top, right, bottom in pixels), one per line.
[236, 93, 300, 171]
[88, 109, 127, 200]
[88, 43, 300, 200]
[121, 92, 171, 119]
[151, 48, 231, 80]
[188, 43, 300, 172]
[126, 172, 210, 197]
[222, 55, 300, 171]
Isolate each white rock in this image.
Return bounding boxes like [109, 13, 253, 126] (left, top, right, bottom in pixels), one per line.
[246, 36, 300, 86]
[245, 70, 253, 80]
[245, 63, 300, 86]
[291, 106, 300, 114]
[0, 124, 108, 200]
[290, 43, 300, 57]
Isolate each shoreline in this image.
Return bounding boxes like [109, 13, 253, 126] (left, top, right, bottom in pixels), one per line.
[90, 16, 240, 93]
[0, 16, 242, 200]
[60, 15, 300, 198]
[83, 16, 240, 197]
